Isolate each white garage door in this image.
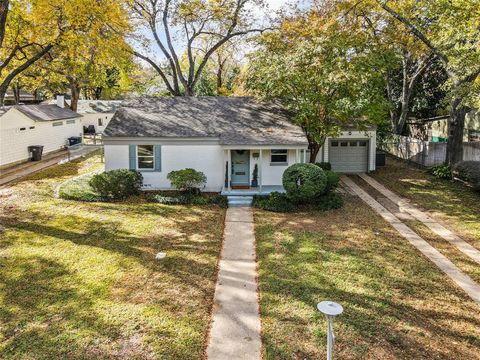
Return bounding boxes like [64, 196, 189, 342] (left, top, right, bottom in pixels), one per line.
[329, 139, 369, 173]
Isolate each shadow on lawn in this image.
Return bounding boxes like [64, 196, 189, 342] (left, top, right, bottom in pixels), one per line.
[256, 210, 480, 360]
[0, 256, 128, 358]
[0, 202, 224, 358]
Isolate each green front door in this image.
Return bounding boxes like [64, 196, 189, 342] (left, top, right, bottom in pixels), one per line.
[231, 150, 250, 186]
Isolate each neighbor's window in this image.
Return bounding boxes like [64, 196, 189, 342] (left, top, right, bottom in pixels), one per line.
[98, 118, 103, 126]
[359, 141, 367, 147]
[331, 141, 339, 147]
[52, 121, 63, 127]
[137, 145, 154, 169]
[271, 149, 288, 164]
[66, 119, 75, 124]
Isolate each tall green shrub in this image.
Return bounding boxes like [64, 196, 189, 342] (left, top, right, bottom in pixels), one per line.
[89, 169, 143, 200]
[167, 168, 207, 193]
[282, 163, 327, 203]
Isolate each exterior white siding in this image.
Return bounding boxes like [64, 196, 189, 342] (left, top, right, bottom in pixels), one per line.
[0, 108, 82, 167]
[81, 113, 114, 133]
[315, 130, 376, 172]
[249, 149, 298, 186]
[104, 144, 225, 191]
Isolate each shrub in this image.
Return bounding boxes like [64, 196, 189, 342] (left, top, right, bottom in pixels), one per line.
[314, 192, 344, 211]
[428, 164, 452, 179]
[153, 193, 227, 206]
[323, 170, 340, 194]
[453, 161, 480, 191]
[89, 169, 143, 200]
[167, 168, 207, 193]
[282, 163, 327, 203]
[252, 192, 294, 212]
[315, 162, 332, 171]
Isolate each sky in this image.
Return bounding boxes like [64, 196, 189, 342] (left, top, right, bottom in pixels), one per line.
[135, 0, 309, 61]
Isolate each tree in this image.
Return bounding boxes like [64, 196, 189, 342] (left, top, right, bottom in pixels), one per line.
[245, 10, 388, 162]
[379, 0, 480, 164]
[131, 0, 267, 96]
[0, 0, 54, 105]
[28, 0, 132, 110]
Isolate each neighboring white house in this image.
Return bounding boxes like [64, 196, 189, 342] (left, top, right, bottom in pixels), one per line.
[43, 99, 123, 134]
[75, 100, 123, 134]
[103, 97, 377, 193]
[0, 101, 82, 168]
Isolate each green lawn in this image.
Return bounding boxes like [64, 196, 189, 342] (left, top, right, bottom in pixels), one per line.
[370, 156, 480, 249]
[0, 154, 226, 359]
[255, 199, 480, 359]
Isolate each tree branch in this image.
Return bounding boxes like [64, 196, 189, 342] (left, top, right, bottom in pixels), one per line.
[132, 50, 176, 95]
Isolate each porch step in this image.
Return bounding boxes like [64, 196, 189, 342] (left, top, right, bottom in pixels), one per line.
[227, 195, 253, 207]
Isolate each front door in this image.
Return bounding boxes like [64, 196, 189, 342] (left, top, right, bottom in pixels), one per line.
[231, 150, 250, 186]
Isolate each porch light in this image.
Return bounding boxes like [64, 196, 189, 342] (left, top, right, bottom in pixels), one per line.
[317, 301, 343, 360]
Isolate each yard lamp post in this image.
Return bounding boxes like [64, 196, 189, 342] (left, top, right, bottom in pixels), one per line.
[317, 301, 343, 360]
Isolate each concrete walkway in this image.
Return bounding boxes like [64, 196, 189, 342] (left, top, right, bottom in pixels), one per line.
[358, 173, 480, 265]
[0, 146, 100, 186]
[342, 176, 480, 307]
[207, 207, 262, 360]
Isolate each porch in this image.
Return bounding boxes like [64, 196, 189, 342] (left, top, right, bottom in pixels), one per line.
[221, 185, 285, 196]
[221, 146, 307, 194]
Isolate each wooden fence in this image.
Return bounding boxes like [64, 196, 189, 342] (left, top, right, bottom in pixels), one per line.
[381, 135, 480, 166]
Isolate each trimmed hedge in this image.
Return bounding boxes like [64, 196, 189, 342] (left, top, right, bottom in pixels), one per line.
[153, 193, 227, 207]
[252, 192, 294, 212]
[90, 169, 143, 200]
[167, 168, 207, 193]
[282, 163, 327, 203]
[453, 161, 480, 191]
[314, 192, 344, 211]
[323, 170, 340, 194]
[315, 162, 332, 171]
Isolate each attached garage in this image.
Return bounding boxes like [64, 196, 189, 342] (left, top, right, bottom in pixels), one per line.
[329, 139, 369, 173]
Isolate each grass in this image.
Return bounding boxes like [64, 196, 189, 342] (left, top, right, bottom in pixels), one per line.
[370, 156, 480, 249]
[0, 153, 226, 359]
[349, 174, 480, 286]
[254, 198, 480, 359]
[57, 171, 103, 201]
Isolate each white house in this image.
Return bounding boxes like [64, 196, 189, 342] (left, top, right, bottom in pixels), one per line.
[0, 100, 82, 168]
[75, 100, 123, 134]
[103, 97, 376, 193]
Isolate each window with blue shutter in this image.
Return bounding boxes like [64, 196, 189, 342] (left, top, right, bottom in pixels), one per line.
[128, 145, 136, 170]
[154, 145, 161, 172]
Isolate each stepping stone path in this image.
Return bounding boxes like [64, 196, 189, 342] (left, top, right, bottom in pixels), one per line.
[206, 206, 261, 360]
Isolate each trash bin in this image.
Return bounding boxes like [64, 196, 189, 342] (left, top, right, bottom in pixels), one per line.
[68, 136, 82, 146]
[376, 151, 386, 167]
[28, 145, 44, 161]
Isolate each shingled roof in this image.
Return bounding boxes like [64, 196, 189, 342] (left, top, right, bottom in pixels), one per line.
[15, 104, 80, 121]
[104, 97, 308, 146]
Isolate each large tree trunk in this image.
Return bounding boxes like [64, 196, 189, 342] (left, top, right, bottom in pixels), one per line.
[69, 79, 81, 112]
[446, 96, 467, 165]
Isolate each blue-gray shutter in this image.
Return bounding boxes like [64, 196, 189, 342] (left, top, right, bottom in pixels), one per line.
[128, 145, 136, 170]
[154, 145, 161, 172]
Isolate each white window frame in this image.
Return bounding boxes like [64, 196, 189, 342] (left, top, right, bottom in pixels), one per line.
[52, 121, 63, 127]
[136, 145, 155, 171]
[66, 119, 75, 124]
[270, 149, 288, 165]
